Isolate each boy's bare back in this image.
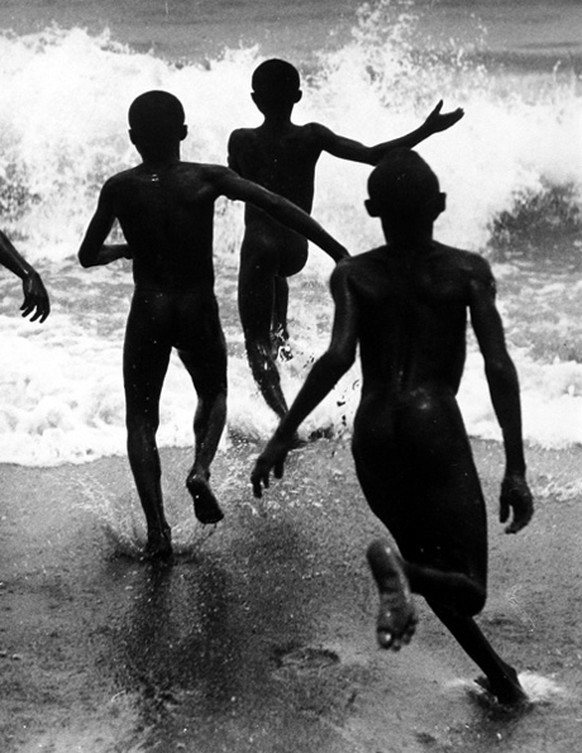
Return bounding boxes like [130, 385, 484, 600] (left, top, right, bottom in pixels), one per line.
[343, 241, 494, 397]
[229, 122, 332, 212]
[97, 162, 237, 291]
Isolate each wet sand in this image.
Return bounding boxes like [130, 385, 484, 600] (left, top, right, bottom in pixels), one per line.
[0, 438, 581, 752]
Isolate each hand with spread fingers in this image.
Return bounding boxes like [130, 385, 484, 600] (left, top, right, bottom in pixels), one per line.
[422, 99, 465, 134]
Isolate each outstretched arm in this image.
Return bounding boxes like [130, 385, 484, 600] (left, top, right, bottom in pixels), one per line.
[215, 168, 349, 262]
[0, 229, 50, 322]
[316, 101, 464, 165]
[78, 183, 131, 268]
[251, 263, 358, 497]
[469, 260, 533, 534]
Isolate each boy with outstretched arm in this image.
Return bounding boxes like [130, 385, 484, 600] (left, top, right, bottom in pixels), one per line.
[251, 149, 534, 706]
[78, 90, 348, 560]
[228, 58, 463, 419]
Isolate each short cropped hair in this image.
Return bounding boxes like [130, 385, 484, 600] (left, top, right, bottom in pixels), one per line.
[368, 149, 440, 218]
[252, 59, 300, 97]
[128, 90, 185, 140]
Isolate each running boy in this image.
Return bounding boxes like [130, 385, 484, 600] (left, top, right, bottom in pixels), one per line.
[78, 90, 348, 559]
[251, 150, 534, 706]
[0, 229, 50, 322]
[228, 58, 464, 419]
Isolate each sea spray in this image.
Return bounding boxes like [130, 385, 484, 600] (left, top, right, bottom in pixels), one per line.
[0, 6, 580, 465]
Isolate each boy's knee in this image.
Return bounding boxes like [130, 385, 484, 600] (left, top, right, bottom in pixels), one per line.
[126, 413, 159, 434]
[464, 582, 486, 616]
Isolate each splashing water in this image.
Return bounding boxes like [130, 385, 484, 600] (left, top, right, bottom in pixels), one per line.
[0, 2, 580, 466]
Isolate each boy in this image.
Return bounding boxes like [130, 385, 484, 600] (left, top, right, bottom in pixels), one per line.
[251, 150, 534, 706]
[228, 58, 464, 419]
[0, 229, 50, 322]
[78, 90, 348, 559]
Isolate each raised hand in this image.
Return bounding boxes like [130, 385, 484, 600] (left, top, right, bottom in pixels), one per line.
[423, 100, 464, 134]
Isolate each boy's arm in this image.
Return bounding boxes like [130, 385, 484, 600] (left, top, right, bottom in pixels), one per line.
[316, 100, 464, 165]
[216, 168, 349, 262]
[0, 229, 50, 322]
[78, 183, 131, 268]
[251, 262, 358, 497]
[469, 260, 533, 534]
[226, 130, 242, 174]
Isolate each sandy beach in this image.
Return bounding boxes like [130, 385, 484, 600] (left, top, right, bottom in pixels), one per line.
[1, 437, 581, 752]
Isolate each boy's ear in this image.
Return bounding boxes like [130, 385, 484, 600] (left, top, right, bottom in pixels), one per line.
[179, 124, 188, 141]
[129, 129, 136, 145]
[294, 89, 303, 104]
[364, 198, 379, 217]
[430, 192, 446, 219]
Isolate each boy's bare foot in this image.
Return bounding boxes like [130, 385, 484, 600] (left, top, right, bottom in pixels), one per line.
[366, 539, 417, 650]
[475, 669, 530, 708]
[143, 525, 173, 561]
[186, 473, 224, 524]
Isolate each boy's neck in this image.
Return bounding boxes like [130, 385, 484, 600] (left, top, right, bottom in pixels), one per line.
[137, 142, 181, 171]
[140, 154, 181, 172]
[260, 108, 294, 130]
[382, 221, 434, 248]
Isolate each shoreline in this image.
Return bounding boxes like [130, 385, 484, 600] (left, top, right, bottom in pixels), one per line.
[0, 433, 580, 473]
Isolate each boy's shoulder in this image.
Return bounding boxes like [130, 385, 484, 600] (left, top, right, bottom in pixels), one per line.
[105, 161, 225, 184]
[99, 162, 233, 207]
[337, 243, 493, 280]
[330, 247, 386, 284]
[104, 165, 139, 185]
[100, 166, 142, 197]
[229, 122, 326, 146]
[432, 241, 493, 278]
[228, 127, 261, 151]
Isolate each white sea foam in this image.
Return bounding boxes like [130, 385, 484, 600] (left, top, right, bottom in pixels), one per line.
[0, 12, 580, 466]
[448, 671, 566, 706]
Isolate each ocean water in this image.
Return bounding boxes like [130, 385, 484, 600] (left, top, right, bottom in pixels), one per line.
[0, 0, 581, 465]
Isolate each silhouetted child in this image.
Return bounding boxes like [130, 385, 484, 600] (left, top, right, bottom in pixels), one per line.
[228, 58, 463, 419]
[252, 149, 533, 707]
[78, 90, 347, 559]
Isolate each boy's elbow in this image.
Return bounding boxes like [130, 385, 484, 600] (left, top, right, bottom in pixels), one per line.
[486, 354, 518, 387]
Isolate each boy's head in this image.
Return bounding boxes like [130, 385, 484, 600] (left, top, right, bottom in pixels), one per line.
[251, 59, 302, 113]
[128, 90, 187, 158]
[365, 149, 446, 227]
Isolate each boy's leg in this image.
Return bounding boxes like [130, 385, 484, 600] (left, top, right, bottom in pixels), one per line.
[271, 275, 291, 358]
[428, 601, 528, 705]
[178, 348, 227, 525]
[367, 538, 526, 704]
[124, 296, 172, 557]
[238, 254, 288, 419]
[356, 395, 527, 705]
